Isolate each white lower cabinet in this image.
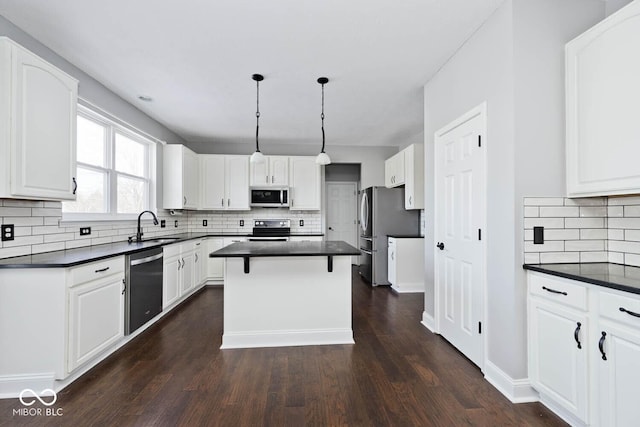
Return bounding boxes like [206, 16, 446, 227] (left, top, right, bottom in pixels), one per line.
[163, 241, 200, 308]
[527, 271, 640, 426]
[206, 238, 225, 281]
[387, 237, 424, 293]
[163, 251, 181, 309]
[67, 257, 125, 373]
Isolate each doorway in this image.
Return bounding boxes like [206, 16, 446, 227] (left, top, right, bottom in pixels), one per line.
[434, 103, 487, 369]
[325, 164, 360, 265]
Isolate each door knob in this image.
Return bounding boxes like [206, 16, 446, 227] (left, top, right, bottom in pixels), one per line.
[436, 242, 445, 250]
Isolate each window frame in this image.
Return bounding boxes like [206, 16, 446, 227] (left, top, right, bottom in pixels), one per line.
[62, 105, 157, 222]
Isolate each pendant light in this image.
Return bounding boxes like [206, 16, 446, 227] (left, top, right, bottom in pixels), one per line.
[250, 73, 265, 164]
[315, 77, 331, 165]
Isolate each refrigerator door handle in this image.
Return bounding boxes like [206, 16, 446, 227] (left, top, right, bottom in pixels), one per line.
[360, 192, 369, 234]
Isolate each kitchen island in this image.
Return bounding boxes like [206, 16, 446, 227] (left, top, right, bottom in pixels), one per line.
[209, 241, 360, 349]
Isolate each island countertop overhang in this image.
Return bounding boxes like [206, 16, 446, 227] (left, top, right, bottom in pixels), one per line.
[209, 241, 360, 258]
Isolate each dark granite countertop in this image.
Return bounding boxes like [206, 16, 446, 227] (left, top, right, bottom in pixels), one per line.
[523, 263, 640, 295]
[209, 241, 360, 258]
[0, 232, 246, 268]
[387, 235, 424, 238]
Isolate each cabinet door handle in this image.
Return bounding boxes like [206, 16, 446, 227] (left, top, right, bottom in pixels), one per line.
[574, 322, 582, 349]
[542, 286, 567, 296]
[178, 260, 181, 271]
[599, 331, 607, 361]
[95, 267, 110, 273]
[221, 198, 224, 207]
[122, 278, 126, 295]
[409, 196, 412, 205]
[266, 175, 268, 183]
[181, 258, 185, 268]
[391, 252, 394, 260]
[195, 253, 198, 263]
[228, 198, 231, 207]
[272, 175, 274, 183]
[619, 307, 640, 318]
[72, 177, 77, 195]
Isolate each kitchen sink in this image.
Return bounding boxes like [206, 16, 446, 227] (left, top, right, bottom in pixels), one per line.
[143, 238, 180, 244]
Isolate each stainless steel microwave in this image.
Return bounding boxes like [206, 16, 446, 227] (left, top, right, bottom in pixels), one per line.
[250, 188, 289, 207]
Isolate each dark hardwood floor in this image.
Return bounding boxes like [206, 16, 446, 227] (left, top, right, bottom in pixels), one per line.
[1, 268, 566, 426]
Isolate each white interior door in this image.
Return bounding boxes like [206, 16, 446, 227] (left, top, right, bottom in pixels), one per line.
[434, 103, 486, 368]
[326, 182, 359, 264]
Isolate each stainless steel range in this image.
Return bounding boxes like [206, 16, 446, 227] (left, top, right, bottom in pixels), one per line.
[249, 219, 291, 241]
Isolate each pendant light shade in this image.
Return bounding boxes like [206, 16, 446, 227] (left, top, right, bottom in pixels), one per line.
[250, 73, 266, 164]
[315, 77, 331, 165]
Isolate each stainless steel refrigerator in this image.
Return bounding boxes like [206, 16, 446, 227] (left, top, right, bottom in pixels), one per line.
[358, 186, 420, 286]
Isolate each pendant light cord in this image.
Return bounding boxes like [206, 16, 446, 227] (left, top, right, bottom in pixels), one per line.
[255, 79, 261, 152]
[320, 82, 326, 153]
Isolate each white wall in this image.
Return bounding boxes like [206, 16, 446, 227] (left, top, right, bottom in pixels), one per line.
[423, 0, 604, 383]
[187, 142, 397, 189]
[605, 0, 634, 16]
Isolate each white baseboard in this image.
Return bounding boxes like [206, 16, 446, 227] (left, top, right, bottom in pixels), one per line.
[221, 329, 355, 349]
[391, 285, 424, 293]
[539, 393, 587, 427]
[420, 311, 435, 332]
[483, 360, 539, 403]
[0, 373, 55, 399]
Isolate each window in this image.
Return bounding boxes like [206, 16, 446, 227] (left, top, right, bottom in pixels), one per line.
[62, 106, 156, 220]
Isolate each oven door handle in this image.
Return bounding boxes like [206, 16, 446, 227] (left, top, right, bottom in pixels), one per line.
[360, 248, 372, 255]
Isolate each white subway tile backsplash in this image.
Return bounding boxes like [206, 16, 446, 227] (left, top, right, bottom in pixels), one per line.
[565, 240, 605, 252]
[4, 216, 44, 226]
[31, 207, 62, 217]
[2, 235, 43, 247]
[608, 229, 625, 240]
[544, 229, 580, 241]
[0, 246, 31, 258]
[524, 253, 540, 264]
[43, 233, 75, 243]
[624, 206, 640, 217]
[608, 196, 640, 206]
[540, 252, 580, 263]
[565, 217, 605, 229]
[540, 206, 579, 217]
[524, 218, 565, 229]
[580, 252, 608, 263]
[524, 241, 564, 253]
[609, 240, 640, 254]
[624, 253, 640, 267]
[32, 242, 65, 254]
[608, 217, 640, 230]
[579, 207, 607, 217]
[524, 207, 539, 217]
[564, 197, 606, 206]
[2, 200, 44, 208]
[624, 230, 640, 242]
[0, 207, 32, 216]
[524, 197, 564, 206]
[579, 229, 608, 240]
[608, 206, 624, 217]
[609, 252, 625, 264]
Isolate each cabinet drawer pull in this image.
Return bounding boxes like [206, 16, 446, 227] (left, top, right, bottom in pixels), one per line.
[619, 307, 640, 318]
[574, 322, 582, 349]
[221, 198, 224, 207]
[599, 331, 607, 361]
[122, 278, 126, 295]
[542, 286, 567, 296]
[72, 177, 77, 195]
[95, 267, 110, 273]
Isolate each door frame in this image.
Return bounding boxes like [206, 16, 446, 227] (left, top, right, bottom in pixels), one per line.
[433, 102, 488, 370]
[325, 181, 360, 264]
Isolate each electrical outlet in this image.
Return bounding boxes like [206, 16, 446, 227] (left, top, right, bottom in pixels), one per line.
[160, 220, 166, 228]
[299, 220, 304, 227]
[533, 226, 544, 244]
[79, 227, 91, 236]
[203, 220, 208, 227]
[240, 220, 244, 227]
[1, 224, 14, 241]
[174, 220, 178, 228]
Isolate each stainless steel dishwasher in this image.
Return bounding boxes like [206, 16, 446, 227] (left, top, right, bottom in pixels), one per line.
[125, 247, 163, 335]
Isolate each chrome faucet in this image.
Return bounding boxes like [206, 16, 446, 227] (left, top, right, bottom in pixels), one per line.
[136, 210, 159, 242]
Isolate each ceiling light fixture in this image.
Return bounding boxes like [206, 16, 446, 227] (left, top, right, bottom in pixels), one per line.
[250, 73, 265, 164]
[316, 77, 331, 165]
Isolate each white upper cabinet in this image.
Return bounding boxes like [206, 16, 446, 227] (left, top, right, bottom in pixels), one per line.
[289, 156, 321, 210]
[0, 37, 78, 201]
[200, 154, 250, 210]
[384, 144, 424, 209]
[249, 155, 289, 187]
[385, 151, 405, 188]
[566, 1, 640, 197]
[163, 144, 199, 209]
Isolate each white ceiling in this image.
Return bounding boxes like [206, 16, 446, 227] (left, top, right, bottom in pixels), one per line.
[0, 0, 503, 148]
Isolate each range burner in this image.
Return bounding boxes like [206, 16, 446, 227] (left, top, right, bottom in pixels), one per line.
[250, 219, 291, 240]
